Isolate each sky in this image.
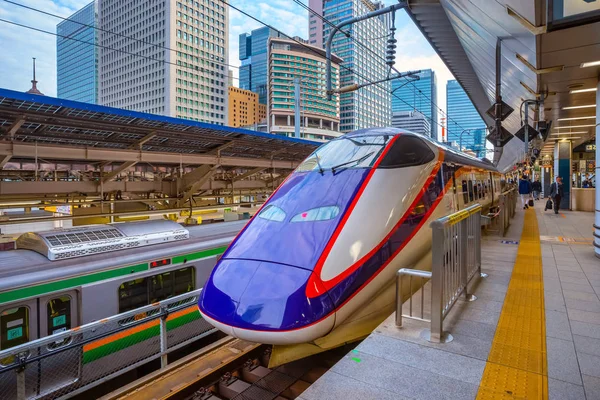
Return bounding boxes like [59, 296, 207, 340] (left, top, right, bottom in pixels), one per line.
[0, 0, 454, 132]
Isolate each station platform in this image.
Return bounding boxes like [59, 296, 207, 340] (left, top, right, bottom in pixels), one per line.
[299, 206, 600, 400]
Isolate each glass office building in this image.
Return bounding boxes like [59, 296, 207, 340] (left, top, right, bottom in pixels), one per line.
[446, 79, 487, 158]
[239, 27, 283, 105]
[56, 1, 98, 103]
[391, 69, 437, 139]
[309, 0, 391, 133]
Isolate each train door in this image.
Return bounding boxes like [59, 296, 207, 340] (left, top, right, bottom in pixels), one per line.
[0, 299, 38, 399]
[451, 166, 459, 213]
[37, 290, 81, 396]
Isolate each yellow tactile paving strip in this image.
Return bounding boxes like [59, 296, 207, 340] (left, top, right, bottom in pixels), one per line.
[476, 211, 548, 399]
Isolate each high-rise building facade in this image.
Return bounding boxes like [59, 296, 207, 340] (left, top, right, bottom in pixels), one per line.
[267, 37, 341, 142]
[446, 80, 487, 158]
[309, 0, 391, 133]
[391, 69, 437, 139]
[57, 1, 98, 103]
[239, 27, 283, 105]
[228, 87, 266, 128]
[97, 0, 228, 124]
[391, 110, 430, 136]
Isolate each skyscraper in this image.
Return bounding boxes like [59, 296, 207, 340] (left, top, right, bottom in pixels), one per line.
[97, 0, 228, 124]
[391, 69, 437, 139]
[391, 110, 430, 136]
[446, 80, 487, 158]
[309, 0, 391, 133]
[239, 27, 283, 105]
[56, 1, 97, 103]
[267, 37, 341, 142]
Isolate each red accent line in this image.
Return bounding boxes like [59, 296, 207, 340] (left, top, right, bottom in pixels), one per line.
[306, 146, 444, 298]
[305, 136, 399, 298]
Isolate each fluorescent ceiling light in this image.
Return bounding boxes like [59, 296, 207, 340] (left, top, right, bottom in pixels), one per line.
[555, 124, 596, 129]
[551, 131, 588, 134]
[553, 137, 581, 140]
[570, 88, 597, 94]
[556, 116, 595, 121]
[580, 60, 600, 68]
[562, 105, 596, 110]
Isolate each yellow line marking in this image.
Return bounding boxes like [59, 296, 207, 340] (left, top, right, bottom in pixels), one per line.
[476, 210, 548, 399]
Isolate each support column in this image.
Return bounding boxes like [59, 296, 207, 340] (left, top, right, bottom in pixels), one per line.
[594, 79, 600, 258]
[554, 140, 572, 210]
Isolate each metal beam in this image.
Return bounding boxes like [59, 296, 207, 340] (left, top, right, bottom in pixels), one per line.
[128, 132, 157, 149]
[102, 161, 138, 183]
[209, 140, 237, 155]
[0, 155, 12, 169]
[6, 117, 25, 138]
[0, 179, 268, 197]
[178, 165, 220, 206]
[0, 142, 298, 169]
[180, 164, 217, 189]
[232, 167, 267, 182]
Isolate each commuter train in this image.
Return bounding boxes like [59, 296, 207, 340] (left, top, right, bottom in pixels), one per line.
[0, 220, 245, 398]
[199, 128, 502, 345]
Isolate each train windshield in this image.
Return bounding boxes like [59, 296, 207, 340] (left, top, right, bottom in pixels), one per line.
[297, 136, 390, 173]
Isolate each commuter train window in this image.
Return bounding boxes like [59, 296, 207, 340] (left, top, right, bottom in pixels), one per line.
[257, 205, 286, 222]
[297, 135, 389, 173]
[473, 181, 478, 199]
[468, 180, 474, 202]
[378, 135, 435, 168]
[1, 307, 29, 353]
[119, 278, 148, 313]
[462, 180, 468, 204]
[172, 267, 195, 298]
[291, 206, 340, 222]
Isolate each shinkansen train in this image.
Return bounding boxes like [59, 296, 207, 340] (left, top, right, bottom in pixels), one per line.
[0, 219, 245, 397]
[200, 128, 503, 345]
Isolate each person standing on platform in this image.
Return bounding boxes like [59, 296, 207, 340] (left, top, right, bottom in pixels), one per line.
[532, 179, 542, 200]
[549, 176, 564, 214]
[518, 175, 532, 210]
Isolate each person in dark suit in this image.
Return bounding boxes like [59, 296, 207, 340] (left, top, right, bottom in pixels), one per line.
[549, 176, 564, 214]
[532, 179, 542, 200]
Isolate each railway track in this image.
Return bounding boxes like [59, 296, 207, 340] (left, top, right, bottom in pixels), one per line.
[102, 337, 348, 400]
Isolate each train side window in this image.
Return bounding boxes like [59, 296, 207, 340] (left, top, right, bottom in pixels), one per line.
[119, 278, 148, 313]
[173, 267, 195, 296]
[1, 307, 29, 351]
[468, 180, 474, 202]
[378, 135, 435, 168]
[151, 272, 174, 303]
[473, 181, 478, 199]
[462, 180, 468, 204]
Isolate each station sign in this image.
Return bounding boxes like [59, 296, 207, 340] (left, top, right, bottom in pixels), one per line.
[586, 144, 596, 152]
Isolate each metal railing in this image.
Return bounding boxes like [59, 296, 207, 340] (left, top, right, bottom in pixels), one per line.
[0, 289, 215, 400]
[396, 204, 485, 343]
[485, 188, 517, 236]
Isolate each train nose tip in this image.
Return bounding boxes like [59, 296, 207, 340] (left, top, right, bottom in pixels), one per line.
[199, 259, 334, 341]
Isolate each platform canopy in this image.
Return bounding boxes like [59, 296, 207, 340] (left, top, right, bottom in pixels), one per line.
[0, 88, 318, 169]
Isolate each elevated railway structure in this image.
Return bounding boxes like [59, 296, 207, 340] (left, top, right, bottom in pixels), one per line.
[0, 89, 318, 222]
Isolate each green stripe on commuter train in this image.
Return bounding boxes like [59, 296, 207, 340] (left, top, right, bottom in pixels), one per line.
[0, 246, 228, 304]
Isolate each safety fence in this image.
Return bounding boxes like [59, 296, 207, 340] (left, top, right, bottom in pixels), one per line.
[484, 188, 517, 236]
[0, 289, 215, 400]
[396, 204, 484, 343]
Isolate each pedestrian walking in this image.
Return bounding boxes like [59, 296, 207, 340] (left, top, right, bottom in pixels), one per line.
[518, 175, 532, 210]
[549, 176, 564, 215]
[532, 179, 542, 200]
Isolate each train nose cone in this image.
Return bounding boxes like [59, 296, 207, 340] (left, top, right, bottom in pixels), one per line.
[200, 259, 335, 344]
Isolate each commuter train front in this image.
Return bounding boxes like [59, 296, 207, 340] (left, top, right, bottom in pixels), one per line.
[199, 128, 449, 344]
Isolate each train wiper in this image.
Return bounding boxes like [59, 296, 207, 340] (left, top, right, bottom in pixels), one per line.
[331, 152, 374, 174]
[315, 153, 324, 175]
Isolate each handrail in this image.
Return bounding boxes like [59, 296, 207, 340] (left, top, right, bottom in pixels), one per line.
[0, 289, 213, 400]
[396, 204, 485, 343]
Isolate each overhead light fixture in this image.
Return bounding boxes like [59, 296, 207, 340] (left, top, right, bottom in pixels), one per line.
[580, 60, 600, 68]
[551, 131, 588, 135]
[562, 105, 596, 110]
[556, 116, 595, 121]
[570, 88, 597, 94]
[553, 137, 581, 140]
[555, 124, 595, 129]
